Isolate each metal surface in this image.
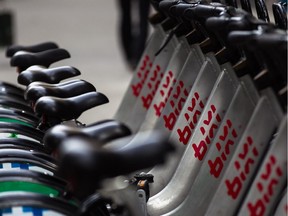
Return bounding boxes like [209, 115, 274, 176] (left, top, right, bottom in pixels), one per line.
[114, 24, 167, 126]
[205, 89, 284, 216]
[237, 115, 287, 216]
[165, 75, 259, 215]
[108, 35, 189, 149]
[149, 52, 221, 196]
[147, 63, 240, 215]
[123, 32, 180, 133]
[273, 188, 287, 216]
[136, 36, 192, 132]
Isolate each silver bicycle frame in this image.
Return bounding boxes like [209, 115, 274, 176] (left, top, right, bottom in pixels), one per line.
[109, 36, 194, 151]
[273, 188, 287, 216]
[204, 88, 284, 216]
[147, 63, 239, 215]
[124, 33, 180, 133]
[237, 115, 287, 216]
[165, 75, 260, 215]
[149, 52, 220, 195]
[114, 24, 167, 126]
[141, 42, 205, 132]
[137, 36, 192, 132]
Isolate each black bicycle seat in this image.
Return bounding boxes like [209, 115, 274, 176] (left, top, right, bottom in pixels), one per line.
[0, 89, 26, 103]
[0, 96, 34, 114]
[272, 2, 287, 30]
[0, 81, 25, 95]
[10, 48, 70, 72]
[0, 108, 39, 127]
[34, 92, 109, 122]
[17, 66, 81, 86]
[24, 79, 96, 104]
[6, 41, 59, 57]
[43, 119, 131, 153]
[56, 131, 175, 198]
[0, 85, 26, 103]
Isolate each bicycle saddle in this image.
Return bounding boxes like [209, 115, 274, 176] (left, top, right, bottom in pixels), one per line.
[6, 41, 59, 57]
[34, 92, 109, 122]
[0, 108, 39, 127]
[10, 48, 70, 72]
[25, 79, 96, 104]
[56, 131, 175, 198]
[0, 81, 24, 95]
[17, 66, 81, 86]
[43, 119, 131, 152]
[0, 96, 34, 114]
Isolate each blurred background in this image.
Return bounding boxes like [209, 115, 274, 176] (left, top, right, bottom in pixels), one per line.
[0, 0, 143, 124]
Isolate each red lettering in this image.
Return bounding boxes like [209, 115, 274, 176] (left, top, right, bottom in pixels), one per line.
[151, 65, 160, 81]
[244, 158, 255, 175]
[239, 136, 253, 159]
[224, 139, 235, 155]
[163, 112, 177, 130]
[187, 97, 197, 112]
[203, 109, 214, 125]
[219, 120, 232, 141]
[225, 176, 242, 199]
[132, 83, 143, 97]
[193, 110, 202, 124]
[192, 140, 207, 160]
[247, 199, 266, 216]
[208, 123, 218, 139]
[261, 157, 275, 180]
[177, 126, 192, 145]
[172, 81, 184, 99]
[154, 101, 165, 117]
[162, 71, 172, 88]
[208, 156, 224, 178]
[141, 94, 154, 109]
[268, 179, 279, 196]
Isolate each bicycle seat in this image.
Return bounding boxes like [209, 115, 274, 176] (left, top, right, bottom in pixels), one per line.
[43, 119, 131, 152]
[24, 79, 96, 104]
[17, 66, 81, 86]
[56, 131, 175, 198]
[34, 92, 109, 122]
[10, 48, 70, 72]
[0, 107, 39, 127]
[0, 81, 24, 95]
[6, 41, 59, 57]
[0, 96, 34, 114]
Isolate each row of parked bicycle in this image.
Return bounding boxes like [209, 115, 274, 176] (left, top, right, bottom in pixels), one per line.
[0, 0, 287, 215]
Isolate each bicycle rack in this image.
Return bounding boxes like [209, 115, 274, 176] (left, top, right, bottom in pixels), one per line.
[0, 0, 286, 215]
